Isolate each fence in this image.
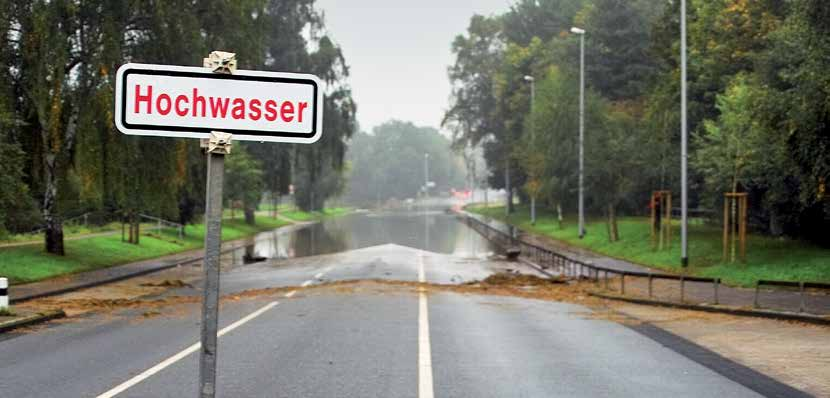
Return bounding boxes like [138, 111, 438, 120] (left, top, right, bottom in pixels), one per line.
[138, 214, 184, 240]
[462, 213, 830, 315]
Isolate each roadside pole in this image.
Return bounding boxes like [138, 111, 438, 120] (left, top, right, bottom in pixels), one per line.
[0, 277, 8, 311]
[198, 52, 236, 398]
[681, 0, 689, 267]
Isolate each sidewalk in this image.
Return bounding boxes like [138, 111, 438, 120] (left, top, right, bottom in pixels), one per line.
[471, 213, 830, 316]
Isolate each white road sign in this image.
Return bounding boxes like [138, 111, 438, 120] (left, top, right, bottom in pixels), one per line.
[115, 63, 323, 144]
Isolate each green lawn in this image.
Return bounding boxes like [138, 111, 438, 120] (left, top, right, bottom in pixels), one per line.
[279, 207, 352, 222]
[0, 216, 290, 285]
[468, 204, 830, 287]
[0, 222, 156, 245]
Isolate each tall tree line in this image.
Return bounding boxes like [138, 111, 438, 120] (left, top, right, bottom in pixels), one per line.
[445, 0, 829, 245]
[0, 0, 355, 253]
[344, 120, 466, 207]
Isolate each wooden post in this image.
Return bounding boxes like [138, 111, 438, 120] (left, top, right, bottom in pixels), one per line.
[650, 192, 657, 249]
[665, 193, 672, 248]
[724, 193, 749, 264]
[722, 197, 729, 262]
[740, 194, 747, 262]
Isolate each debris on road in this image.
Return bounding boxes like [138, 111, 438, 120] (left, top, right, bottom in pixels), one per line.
[140, 279, 193, 288]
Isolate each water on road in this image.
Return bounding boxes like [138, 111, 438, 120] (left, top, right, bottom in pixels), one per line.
[232, 207, 497, 262]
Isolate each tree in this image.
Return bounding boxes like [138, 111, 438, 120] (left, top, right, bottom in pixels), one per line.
[589, 107, 643, 242]
[693, 75, 766, 200]
[225, 147, 264, 225]
[15, 0, 88, 255]
[344, 121, 465, 206]
[582, 0, 660, 101]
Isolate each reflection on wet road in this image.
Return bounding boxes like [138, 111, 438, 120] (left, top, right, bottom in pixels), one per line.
[233, 208, 497, 262]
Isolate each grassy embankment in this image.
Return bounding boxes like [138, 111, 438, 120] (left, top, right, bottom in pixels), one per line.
[468, 204, 830, 287]
[0, 216, 290, 285]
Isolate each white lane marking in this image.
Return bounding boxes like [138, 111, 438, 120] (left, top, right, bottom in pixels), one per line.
[285, 290, 297, 298]
[301, 280, 313, 287]
[314, 272, 324, 279]
[96, 301, 279, 398]
[418, 254, 434, 398]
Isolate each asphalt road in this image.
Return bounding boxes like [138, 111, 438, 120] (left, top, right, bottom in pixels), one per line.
[0, 209, 790, 397]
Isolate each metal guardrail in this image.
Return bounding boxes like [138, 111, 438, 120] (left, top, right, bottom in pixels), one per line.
[755, 280, 830, 313]
[462, 213, 830, 314]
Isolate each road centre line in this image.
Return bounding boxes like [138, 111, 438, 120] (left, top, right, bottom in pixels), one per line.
[285, 290, 297, 298]
[418, 254, 435, 398]
[96, 301, 279, 398]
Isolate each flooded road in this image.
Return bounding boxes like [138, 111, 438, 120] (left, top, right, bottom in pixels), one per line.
[231, 207, 498, 262]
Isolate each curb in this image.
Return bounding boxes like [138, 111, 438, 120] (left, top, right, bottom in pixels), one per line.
[10, 260, 196, 304]
[0, 309, 66, 334]
[589, 291, 830, 326]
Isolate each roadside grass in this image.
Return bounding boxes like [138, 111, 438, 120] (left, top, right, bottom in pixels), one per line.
[0, 216, 290, 285]
[468, 204, 830, 287]
[0, 222, 156, 245]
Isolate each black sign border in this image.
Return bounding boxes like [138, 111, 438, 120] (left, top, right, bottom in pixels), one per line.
[120, 67, 318, 138]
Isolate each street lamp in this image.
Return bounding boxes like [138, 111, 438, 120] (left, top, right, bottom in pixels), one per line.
[571, 26, 586, 239]
[680, 0, 689, 267]
[424, 153, 430, 198]
[523, 75, 537, 225]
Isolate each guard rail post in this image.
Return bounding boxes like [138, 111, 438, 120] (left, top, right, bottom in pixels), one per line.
[620, 273, 625, 294]
[799, 281, 805, 313]
[754, 282, 760, 309]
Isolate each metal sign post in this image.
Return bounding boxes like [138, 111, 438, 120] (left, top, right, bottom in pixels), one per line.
[198, 51, 236, 398]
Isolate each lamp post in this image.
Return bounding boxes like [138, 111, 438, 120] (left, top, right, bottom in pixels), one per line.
[424, 153, 430, 199]
[571, 26, 586, 239]
[524, 75, 537, 225]
[680, 0, 689, 267]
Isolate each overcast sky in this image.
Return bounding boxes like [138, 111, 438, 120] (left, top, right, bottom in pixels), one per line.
[314, 0, 511, 134]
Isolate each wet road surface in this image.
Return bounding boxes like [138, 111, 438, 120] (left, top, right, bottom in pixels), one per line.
[0, 208, 788, 397]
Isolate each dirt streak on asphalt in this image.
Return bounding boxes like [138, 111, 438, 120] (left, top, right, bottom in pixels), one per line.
[12, 273, 829, 396]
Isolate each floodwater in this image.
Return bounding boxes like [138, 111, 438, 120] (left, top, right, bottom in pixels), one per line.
[230, 206, 497, 263]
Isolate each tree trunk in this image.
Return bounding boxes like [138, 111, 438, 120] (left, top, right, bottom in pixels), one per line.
[607, 203, 619, 242]
[134, 220, 140, 244]
[769, 208, 783, 236]
[42, 155, 65, 255]
[244, 206, 255, 225]
[505, 159, 514, 214]
[128, 214, 134, 243]
[557, 203, 563, 230]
